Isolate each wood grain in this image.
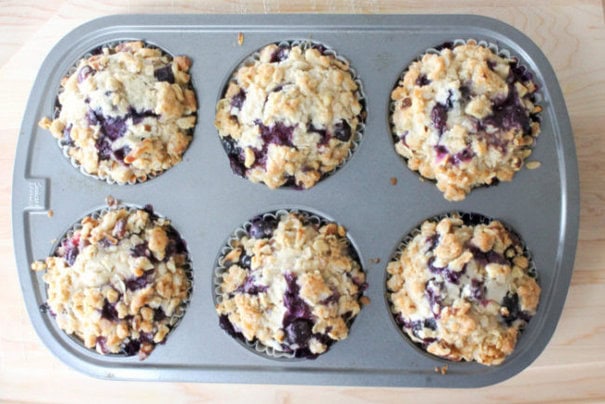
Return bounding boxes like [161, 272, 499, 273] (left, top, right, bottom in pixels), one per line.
[1, 1, 604, 401]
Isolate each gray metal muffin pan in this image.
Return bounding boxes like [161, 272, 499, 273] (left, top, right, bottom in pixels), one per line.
[12, 14, 579, 387]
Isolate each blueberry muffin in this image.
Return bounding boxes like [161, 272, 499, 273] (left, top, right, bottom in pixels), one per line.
[31, 205, 191, 359]
[386, 213, 540, 365]
[215, 211, 368, 358]
[38, 41, 197, 183]
[215, 42, 365, 189]
[390, 41, 541, 201]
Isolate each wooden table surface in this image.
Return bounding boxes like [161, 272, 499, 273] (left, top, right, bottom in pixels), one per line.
[1, 1, 604, 402]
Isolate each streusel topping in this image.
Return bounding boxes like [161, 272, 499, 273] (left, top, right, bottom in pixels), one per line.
[32, 206, 191, 359]
[39, 41, 197, 183]
[386, 214, 540, 365]
[391, 41, 541, 201]
[215, 43, 364, 189]
[215, 212, 367, 358]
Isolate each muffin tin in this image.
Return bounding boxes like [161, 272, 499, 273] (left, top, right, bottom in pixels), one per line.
[12, 14, 579, 387]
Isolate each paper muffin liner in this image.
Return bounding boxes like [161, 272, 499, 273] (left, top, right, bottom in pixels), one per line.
[213, 208, 365, 360]
[37, 202, 193, 359]
[385, 211, 538, 365]
[388, 39, 543, 191]
[216, 39, 367, 189]
[51, 40, 197, 185]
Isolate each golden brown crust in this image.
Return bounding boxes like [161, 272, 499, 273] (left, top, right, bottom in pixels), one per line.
[215, 212, 366, 357]
[31, 206, 191, 359]
[39, 41, 197, 184]
[386, 214, 540, 366]
[391, 41, 541, 201]
[215, 43, 364, 189]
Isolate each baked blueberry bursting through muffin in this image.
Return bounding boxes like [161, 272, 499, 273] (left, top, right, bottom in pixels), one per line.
[386, 213, 540, 366]
[31, 204, 191, 359]
[38, 41, 197, 184]
[390, 40, 542, 201]
[215, 211, 368, 359]
[215, 42, 365, 189]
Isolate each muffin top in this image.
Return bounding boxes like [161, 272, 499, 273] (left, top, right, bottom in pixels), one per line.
[215, 42, 364, 189]
[386, 214, 540, 365]
[391, 41, 541, 201]
[39, 41, 197, 183]
[31, 205, 191, 359]
[215, 212, 368, 358]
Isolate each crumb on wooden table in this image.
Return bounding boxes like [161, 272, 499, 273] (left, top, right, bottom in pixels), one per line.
[105, 195, 118, 208]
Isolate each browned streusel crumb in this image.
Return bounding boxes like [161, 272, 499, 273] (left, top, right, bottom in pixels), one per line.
[391, 41, 541, 201]
[237, 32, 244, 46]
[390, 177, 398, 186]
[39, 41, 197, 184]
[434, 365, 449, 375]
[47, 210, 54, 218]
[387, 213, 540, 366]
[216, 212, 367, 358]
[32, 205, 191, 359]
[369, 257, 381, 264]
[215, 42, 364, 189]
[105, 195, 118, 208]
[526, 161, 541, 170]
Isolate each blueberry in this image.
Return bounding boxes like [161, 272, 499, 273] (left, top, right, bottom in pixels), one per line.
[248, 216, 277, 239]
[270, 45, 290, 63]
[426, 234, 440, 251]
[62, 237, 79, 266]
[131, 242, 150, 258]
[154, 307, 166, 322]
[435, 42, 454, 51]
[307, 123, 329, 145]
[101, 115, 128, 141]
[258, 122, 295, 147]
[431, 103, 448, 134]
[501, 292, 520, 325]
[61, 124, 73, 146]
[122, 339, 140, 356]
[96, 336, 109, 354]
[459, 84, 471, 101]
[129, 108, 158, 125]
[424, 318, 437, 330]
[310, 43, 328, 55]
[425, 279, 444, 318]
[95, 137, 113, 160]
[218, 314, 238, 338]
[154, 65, 175, 83]
[113, 146, 131, 164]
[283, 273, 312, 324]
[285, 319, 313, 346]
[452, 147, 474, 165]
[332, 120, 352, 142]
[415, 74, 431, 86]
[230, 88, 247, 110]
[238, 276, 268, 295]
[77, 65, 95, 83]
[125, 275, 150, 291]
[163, 227, 188, 259]
[101, 299, 119, 321]
[471, 279, 486, 302]
[239, 254, 251, 269]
